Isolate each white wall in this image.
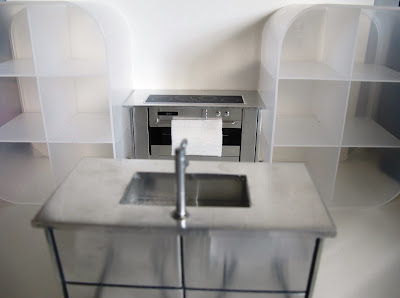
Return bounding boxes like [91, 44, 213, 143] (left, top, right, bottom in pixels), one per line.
[106, 0, 374, 90]
[15, 0, 374, 89]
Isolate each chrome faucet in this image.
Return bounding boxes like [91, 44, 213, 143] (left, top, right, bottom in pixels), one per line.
[172, 139, 189, 220]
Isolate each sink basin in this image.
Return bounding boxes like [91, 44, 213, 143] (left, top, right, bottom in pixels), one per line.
[120, 172, 250, 207]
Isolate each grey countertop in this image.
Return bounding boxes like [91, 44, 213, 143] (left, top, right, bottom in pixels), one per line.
[123, 89, 266, 108]
[32, 158, 335, 237]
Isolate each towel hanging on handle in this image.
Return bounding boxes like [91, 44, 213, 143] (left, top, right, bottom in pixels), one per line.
[171, 118, 222, 156]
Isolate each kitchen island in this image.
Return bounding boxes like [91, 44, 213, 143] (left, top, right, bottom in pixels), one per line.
[33, 158, 335, 298]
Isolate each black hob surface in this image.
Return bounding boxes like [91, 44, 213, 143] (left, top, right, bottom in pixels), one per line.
[146, 94, 244, 104]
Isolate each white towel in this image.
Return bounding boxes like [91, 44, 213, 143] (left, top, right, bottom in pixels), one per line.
[171, 118, 222, 156]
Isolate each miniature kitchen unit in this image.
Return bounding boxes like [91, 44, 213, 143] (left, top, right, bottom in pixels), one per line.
[33, 158, 336, 298]
[0, 0, 398, 298]
[124, 90, 265, 162]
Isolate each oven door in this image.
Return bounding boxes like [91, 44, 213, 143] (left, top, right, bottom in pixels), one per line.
[149, 127, 242, 161]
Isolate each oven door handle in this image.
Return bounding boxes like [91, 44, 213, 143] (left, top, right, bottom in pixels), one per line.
[155, 119, 237, 126]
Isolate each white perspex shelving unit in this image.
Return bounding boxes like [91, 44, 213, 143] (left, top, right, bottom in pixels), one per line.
[0, 2, 133, 204]
[259, 4, 400, 206]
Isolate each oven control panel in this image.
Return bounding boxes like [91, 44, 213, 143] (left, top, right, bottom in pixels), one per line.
[202, 108, 240, 120]
[149, 107, 242, 129]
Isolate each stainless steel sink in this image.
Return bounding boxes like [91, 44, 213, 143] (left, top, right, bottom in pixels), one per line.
[120, 172, 250, 207]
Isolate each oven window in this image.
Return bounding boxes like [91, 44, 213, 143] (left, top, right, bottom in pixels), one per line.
[149, 127, 242, 146]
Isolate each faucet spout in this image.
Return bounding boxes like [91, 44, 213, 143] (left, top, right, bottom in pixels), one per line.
[173, 139, 189, 220]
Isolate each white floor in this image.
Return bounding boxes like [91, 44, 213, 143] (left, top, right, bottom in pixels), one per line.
[313, 196, 400, 298]
[0, 196, 400, 298]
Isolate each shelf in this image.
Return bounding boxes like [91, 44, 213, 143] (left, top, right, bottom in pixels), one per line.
[342, 117, 400, 148]
[332, 148, 400, 206]
[0, 59, 106, 78]
[0, 59, 36, 77]
[279, 62, 349, 81]
[352, 64, 400, 82]
[37, 59, 106, 77]
[0, 113, 46, 143]
[48, 113, 112, 143]
[274, 116, 340, 147]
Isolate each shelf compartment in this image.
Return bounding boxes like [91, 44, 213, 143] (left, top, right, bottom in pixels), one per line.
[279, 61, 347, 81]
[344, 81, 400, 147]
[273, 146, 340, 202]
[36, 59, 106, 78]
[353, 9, 400, 83]
[0, 59, 35, 77]
[28, 5, 107, 78]
[38, 76, 111, 144]
[0, 6, 35, 77]
[0, 142, 55, 204]
[0, 113, 46, 143]
[274, 116, 339, 147]
[274, 80, 348, 147]
[49, 143, 113, 185]
[279, 6, 359, 80]
[48, 113, 112, 144]
[0, 77, 44, 142]
[342, 117, 400, 148]
[332, 148, 400, 206]
[352, 64, 400, 82]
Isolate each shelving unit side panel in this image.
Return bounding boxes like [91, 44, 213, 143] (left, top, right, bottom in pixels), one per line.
[258, 63, 277, 162]
[110, 91, 133, 158]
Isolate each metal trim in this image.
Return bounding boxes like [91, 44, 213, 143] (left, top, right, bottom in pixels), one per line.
[185, 287, 305, 294]
[240, 108, 258, 162]
[255, 109, 262, 162]
[151, 145, 240, 157]
[66, 281, 182, 290]
[46, 228, 69, 298]
[180, 236, 186, 298]
[305, 239, 321, 298]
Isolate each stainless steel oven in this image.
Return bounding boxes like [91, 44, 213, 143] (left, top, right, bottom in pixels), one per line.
[126, 91, 265, 162]
[149, 106, 243, 160]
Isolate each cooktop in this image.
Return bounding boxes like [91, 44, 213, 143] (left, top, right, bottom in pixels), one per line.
[146, 94, 244, 104]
